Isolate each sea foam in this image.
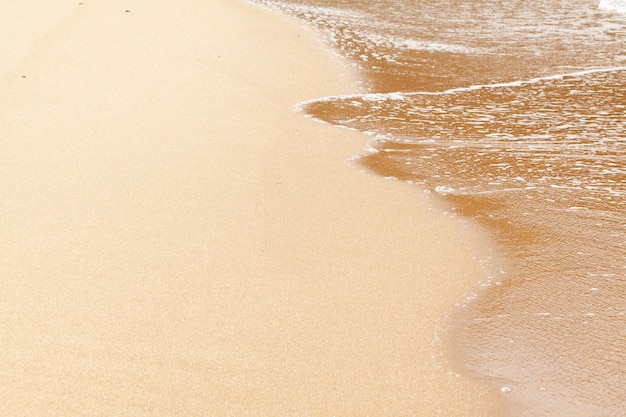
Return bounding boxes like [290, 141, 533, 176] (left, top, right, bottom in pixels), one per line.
[599, 0, 626, 13]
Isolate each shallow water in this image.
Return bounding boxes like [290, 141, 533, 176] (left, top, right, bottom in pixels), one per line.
[253, 0, 626, 415]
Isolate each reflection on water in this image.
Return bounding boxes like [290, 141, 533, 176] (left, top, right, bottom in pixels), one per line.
[254, 0, 626, 415]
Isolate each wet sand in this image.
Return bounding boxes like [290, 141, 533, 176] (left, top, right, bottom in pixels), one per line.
[0, 0, 503, 415]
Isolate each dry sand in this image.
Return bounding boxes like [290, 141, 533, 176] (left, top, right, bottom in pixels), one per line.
[1, 0, 504, 415]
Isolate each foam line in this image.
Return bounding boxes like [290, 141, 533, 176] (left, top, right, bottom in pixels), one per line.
[297, 66, 626, 106]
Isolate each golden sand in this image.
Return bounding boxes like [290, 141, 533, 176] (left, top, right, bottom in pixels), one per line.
[0, 0, 503, 414]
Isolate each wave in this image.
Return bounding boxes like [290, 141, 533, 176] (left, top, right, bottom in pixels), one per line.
[297, 66, 626, 106]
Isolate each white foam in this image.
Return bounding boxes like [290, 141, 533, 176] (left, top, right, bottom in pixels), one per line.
[438, 66, 626, 95]
[361, 92, 407, 102]
[599, 0, 626, 14]
[399, 39, 476, 54]
[434, 185, 455, 195]
[297, 66, 626, 107]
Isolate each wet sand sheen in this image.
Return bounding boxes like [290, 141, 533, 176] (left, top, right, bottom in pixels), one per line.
[0, 0, 504, 415]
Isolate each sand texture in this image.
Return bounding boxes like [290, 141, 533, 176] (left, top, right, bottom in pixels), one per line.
[0, 0, 503, 415]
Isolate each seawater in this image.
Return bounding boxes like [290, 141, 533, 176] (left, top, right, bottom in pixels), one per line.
[252, 0, 626, 415]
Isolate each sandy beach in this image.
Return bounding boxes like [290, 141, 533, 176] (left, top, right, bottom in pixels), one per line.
[1, 0, 503, 415]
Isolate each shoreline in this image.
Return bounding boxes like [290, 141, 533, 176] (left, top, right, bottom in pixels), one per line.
[1, 0, 504, 414]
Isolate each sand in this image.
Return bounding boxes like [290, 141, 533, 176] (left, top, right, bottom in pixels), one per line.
[0, 0, 504, 415]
